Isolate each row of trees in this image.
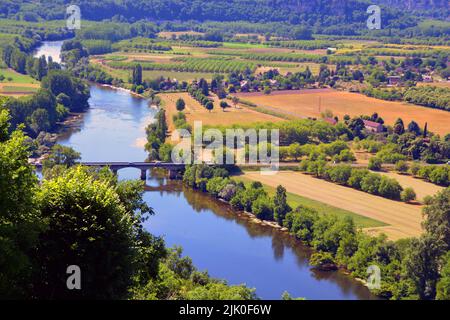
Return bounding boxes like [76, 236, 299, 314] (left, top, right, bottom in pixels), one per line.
[299, 160, 414, 202]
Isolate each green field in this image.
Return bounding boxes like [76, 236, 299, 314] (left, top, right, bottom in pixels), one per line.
[0, 68, 39, 84]
[0, 85, 38, 93]
[234, 175, 387, 229]
[143, 70, 221, 81]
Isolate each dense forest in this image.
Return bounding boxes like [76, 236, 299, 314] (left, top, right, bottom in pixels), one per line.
[0, 0, 448, 29]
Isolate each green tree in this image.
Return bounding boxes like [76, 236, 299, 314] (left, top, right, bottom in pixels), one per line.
[273, 185, 291, 224]
[220, 100, 228, 111]
[423, 188, 450, 248]
[395, 160, 409, 173]
[176, 98, 186, 112]
[205, 101, 214, 112]
[231, 96, 239, 108]
[401, 187, 417, 203]
[0, 111, 42, 298]
[436, 252, 450, 300]
[30, 108, 50, 135]
[368, 157, 382, 171]
[32, 166, 159, 299]
[132, 64, 143, 85]
[404, 235, 446, 300]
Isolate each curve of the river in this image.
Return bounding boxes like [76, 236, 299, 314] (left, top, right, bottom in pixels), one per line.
[35, 42, 376, 300]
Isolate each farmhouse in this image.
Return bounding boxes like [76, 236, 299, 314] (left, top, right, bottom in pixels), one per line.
[388, 76, 401, 86]
[363, 120, 383, 133]
[323, 117, 337, 125]
[422, 75, 433, 83]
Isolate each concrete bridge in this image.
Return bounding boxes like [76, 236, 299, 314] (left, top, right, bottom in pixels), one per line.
[81, 162, 186, 180]
[34, 161, 186, 180]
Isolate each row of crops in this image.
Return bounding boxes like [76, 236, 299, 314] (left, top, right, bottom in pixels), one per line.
[107, 57, 257, 73]
[349, 47, 450, 58]
[266, 40, 337, 50]
[240, 52, 368, 65]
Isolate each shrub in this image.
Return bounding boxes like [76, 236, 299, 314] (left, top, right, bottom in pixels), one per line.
[368, 157, 382, 171]
[251, 195, 274, 221]
[429, 167, 449, 186]
[283, 207, 319, 244]
[326, 165, 352, 185]
[378, 176, 403, 200]
[401, 188, 417, 203]
[361, 173, 382, 195]
[410, 162, 421, 176]
[395, 160, 409, 174]
[347, 169, 370, 190]
[309, 252, 337, 271]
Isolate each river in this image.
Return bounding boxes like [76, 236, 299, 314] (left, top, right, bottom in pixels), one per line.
[34, 42, 376, 300]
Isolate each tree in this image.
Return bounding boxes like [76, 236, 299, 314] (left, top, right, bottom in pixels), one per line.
[368, 157, 382, 171]
[33, 167, 154, 299]
[436, 252, 450, 300]
[0, 111, 42, 298]
[407, 121, 421, 136]
[231, 96, 239, 108]
[394, 118, 405, 135]
[405, 235, 446, 300]
[30, 108, 50, 135]
[423, 188, 450, 248]
[252, 195, 273, 221]
[132, 64, 143, 85]
[395, 160, 409, 173]
[43, 144, 81, 168]
[176, 98, 185, 112]
[205, 101, 214, 112]
[378, 176, 402, 200]
[220, 100, 228, 112]
[401, 187, 417, 203]
[273, 185, 291, 224]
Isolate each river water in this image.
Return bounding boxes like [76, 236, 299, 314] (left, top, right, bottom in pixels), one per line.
[34, 42, 376, 300]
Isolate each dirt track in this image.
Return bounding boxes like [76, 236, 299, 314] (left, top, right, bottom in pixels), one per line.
[242, 171, 424, 240]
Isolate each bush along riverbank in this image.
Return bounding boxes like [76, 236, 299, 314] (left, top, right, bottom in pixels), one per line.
[180, 164, 450, 300]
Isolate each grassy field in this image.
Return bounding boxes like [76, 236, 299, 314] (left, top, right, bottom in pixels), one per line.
[0, 68, 39, 84]
[0, 68, 40, 97]
[234, 174, 387, 229]
[240, 171, 424, 240]
[236, 89, 450, 136]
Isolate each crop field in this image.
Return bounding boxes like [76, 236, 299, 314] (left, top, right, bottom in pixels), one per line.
[0, 68, 40, 97]
[158, 92, 283, 133]
[0, 68, 39, 84]
[234, 175, 386, 229]
[242, 171, 424, 240]
[90, 38, 339, 84]
[236, 89, 450, 136]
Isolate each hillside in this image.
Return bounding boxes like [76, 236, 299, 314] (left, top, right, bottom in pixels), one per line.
[1, 0, 448, 26]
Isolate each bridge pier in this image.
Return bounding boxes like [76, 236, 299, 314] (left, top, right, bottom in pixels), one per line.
[111, 168, 118, 175]
[140, 169, 147, 181]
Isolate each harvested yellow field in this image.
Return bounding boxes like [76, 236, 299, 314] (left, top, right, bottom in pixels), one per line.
[242, 171, 424, 240]
[159, 92, 284, 133]
[237, 89, 450, 136]
[379, 171, 445, 201]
